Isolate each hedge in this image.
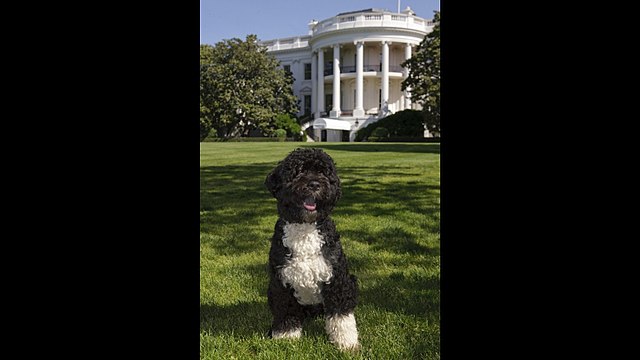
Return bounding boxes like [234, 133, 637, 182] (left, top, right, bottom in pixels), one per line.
[355, 109, 425, 142]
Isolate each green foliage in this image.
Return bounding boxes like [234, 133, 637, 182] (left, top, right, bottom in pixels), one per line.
[371, 127, 390, 138]
[200, 142, 440, 359]
[401, 11, 440, 135]
[200, 103, 214, 141]
[274, 129, 287, 142]
[201, 128, 219, 142]
[273, 114, 302, 140]
[355, 110, 425, 142]
[200, 35, 299, 141]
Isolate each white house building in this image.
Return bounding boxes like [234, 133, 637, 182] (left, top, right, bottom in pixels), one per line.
[260, 7, 434, 142]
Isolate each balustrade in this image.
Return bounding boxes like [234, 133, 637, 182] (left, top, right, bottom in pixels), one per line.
[323, 64, 404, 76]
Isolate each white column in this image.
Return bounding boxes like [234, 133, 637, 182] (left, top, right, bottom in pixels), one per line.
[353, 41, 365, 118]
[381, 41, 390, 116]
[316, 49, 324, 119]
[404, 43, 412, 109]
[311, 52, 317, 117]
[330, 44, 341, 118]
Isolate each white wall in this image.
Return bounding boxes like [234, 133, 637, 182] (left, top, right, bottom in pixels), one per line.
[312, 128, 344, 142]
[272, 49, 313, 117]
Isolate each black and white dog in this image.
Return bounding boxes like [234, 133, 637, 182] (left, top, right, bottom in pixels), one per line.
[264, 148, 360, 350]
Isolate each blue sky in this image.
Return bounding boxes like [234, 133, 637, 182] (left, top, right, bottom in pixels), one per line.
[200, 0, 440, 45]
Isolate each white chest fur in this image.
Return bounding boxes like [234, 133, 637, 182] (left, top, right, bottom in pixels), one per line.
[280, 222, 333, 305]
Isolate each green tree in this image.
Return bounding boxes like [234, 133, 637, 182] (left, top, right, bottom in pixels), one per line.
[401, 11, 440, 135]
[200, 35, 299, 141]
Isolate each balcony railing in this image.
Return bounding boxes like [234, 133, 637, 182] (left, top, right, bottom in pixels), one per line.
[311, 11, 432, 37]
[323, 64, 405, 76]
[261, 36, 311, 52]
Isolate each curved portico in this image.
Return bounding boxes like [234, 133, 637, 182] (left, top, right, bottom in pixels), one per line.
[261, 7, 433, 141]
[307, 8, 429, 124]
[311, 38, 418, 121]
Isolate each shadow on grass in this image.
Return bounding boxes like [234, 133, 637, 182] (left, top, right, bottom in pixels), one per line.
[201, 163, 439, 254]
[200, 164, 277, 254]
[360, 272, 440, 321]
[343, 226, 440, 256]
[300, 143, 440, 154]
[200, 301, 270, 337]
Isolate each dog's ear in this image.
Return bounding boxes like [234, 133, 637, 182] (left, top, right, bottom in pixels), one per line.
[265, 164, 282, 198]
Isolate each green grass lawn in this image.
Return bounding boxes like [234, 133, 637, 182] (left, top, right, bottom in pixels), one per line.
[200, 142, 440, 359]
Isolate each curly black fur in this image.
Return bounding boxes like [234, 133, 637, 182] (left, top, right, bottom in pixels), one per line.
[265, 148, 358, 339]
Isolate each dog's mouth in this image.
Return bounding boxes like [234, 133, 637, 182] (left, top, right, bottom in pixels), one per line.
[303, 197, 317, 212]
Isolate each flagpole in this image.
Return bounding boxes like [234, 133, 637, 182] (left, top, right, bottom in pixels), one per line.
[397, 0, 401, 13]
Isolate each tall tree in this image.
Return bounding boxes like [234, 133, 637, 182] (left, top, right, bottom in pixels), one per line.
[200, 35, 299, 140]
[401, 11, 440, 135]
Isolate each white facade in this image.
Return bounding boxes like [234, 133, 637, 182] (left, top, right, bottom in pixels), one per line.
[261, 7, 434, 142]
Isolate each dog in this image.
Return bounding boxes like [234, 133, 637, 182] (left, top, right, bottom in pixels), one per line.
[264, 148, 360, 350]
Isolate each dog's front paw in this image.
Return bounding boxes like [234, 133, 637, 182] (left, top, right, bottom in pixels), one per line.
[336, 340, 361, 352]
[271, 327, 302, 339]
[325, 313, 359, 351]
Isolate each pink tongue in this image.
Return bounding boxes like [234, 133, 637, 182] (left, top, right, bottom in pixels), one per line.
[304, 203, 316, 211]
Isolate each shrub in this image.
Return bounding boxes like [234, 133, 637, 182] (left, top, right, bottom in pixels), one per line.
[275, 129, 287, 142]
[355, 109, 425, 141]
[274, 114, 302, 140]
[371, 127, 389, 138]
[202, 128, 219, 142]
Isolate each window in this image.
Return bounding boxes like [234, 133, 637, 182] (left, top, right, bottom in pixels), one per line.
[283, 65, 291, 75]
[304, 95, 311, 116]
[304, 63, 311, 80]
[325, 61, 332, 75]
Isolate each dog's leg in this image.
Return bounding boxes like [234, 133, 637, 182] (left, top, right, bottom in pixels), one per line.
[325, 312, 359, 350]
[270, 316, 303, 339]
[268, 279, 305, 339]
[322, 274, 360, 350]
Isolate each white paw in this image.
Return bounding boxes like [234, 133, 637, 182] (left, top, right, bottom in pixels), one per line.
[271, 327, 302, 339]
[325, 313, 359, 351]
[335, 339, 361, 351]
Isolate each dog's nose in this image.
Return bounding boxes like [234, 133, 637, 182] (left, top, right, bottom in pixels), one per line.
[307, 181, 321, 191]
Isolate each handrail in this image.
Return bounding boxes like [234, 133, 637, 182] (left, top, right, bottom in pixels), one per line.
[323, 64, 405, 76]
[312, 11, 431, 37]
